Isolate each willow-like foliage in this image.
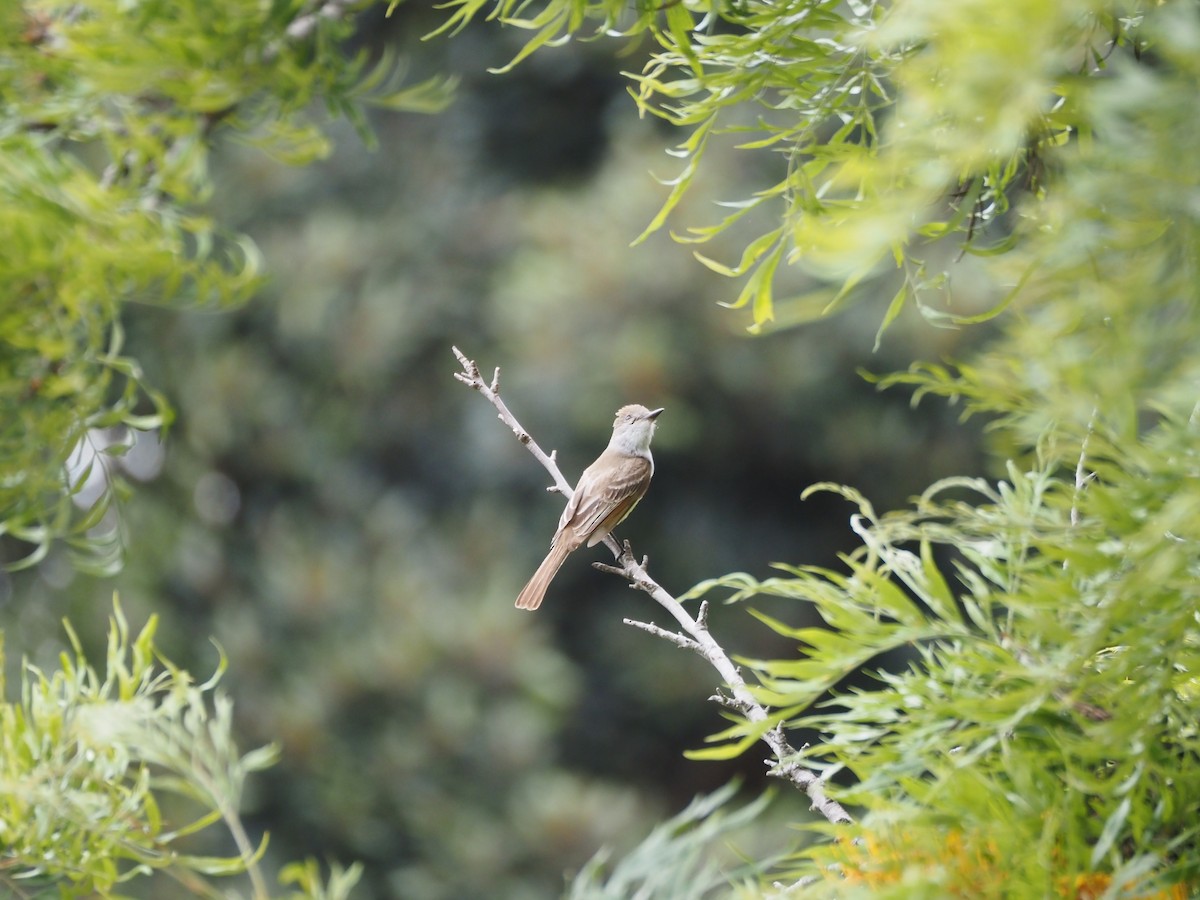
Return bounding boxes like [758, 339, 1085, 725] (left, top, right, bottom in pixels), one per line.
[0, 598, 361, 898]
[1, 0, 451, 572]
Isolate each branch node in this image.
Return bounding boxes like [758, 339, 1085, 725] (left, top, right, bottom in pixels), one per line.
[697, 599, 710, 631]
[710, 690, 752, 713]
[451, 346, 479, 382]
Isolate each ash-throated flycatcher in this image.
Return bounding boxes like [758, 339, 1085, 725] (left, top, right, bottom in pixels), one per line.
[515, 404, 664, 611]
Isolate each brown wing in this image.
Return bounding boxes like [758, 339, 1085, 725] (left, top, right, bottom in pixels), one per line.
[556, 452, 652, 549]
[554, 477, 586, 540]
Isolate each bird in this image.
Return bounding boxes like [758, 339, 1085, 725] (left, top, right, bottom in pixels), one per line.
[515, 404, 664, 610]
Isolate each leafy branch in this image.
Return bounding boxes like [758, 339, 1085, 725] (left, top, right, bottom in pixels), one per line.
[421, 0, 1151, 332]
[567, 782, 777, 898]
[703, 424, 1200, 894]
[0, 598, 361, 899]
[1, 0, 453, 573]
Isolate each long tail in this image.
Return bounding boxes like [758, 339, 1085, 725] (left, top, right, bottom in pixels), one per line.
[515, 541, 572, 611]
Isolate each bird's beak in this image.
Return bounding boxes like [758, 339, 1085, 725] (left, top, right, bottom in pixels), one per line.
[647, 407, 665, 420]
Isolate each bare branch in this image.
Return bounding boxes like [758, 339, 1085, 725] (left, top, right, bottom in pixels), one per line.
[452, 346, 572, 497]
[710, 689, 754, 714]
[769, 756, 851, 825]
[623, 618, 701, 651]
[453, 346, 853, 826]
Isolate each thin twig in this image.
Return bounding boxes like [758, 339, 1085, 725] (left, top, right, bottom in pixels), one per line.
[1064, 407, 1098, 574]
[622, 617, 702, 651]
[453, 346, 853, 826]
[453, 346, 573, 497]
[1070, 406, 1098, 529]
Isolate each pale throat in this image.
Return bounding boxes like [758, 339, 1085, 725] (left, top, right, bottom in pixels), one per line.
[608, 423, 656, 459]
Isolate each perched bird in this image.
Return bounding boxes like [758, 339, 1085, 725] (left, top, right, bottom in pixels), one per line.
[515, 404, 664, 610]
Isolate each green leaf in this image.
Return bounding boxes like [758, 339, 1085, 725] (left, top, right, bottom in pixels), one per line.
[1091, 797, 1132, 868]
[631, 116, 715, 245]
[874, 281, 908, 351]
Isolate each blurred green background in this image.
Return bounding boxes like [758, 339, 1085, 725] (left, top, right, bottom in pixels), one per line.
[2, 6, 985, 898]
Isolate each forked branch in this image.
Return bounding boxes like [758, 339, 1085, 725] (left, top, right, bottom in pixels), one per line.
[453, 346, 852, 826]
